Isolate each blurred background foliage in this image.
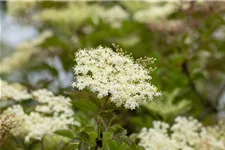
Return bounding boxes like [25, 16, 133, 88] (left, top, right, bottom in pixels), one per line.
[0, 1, 225, 149]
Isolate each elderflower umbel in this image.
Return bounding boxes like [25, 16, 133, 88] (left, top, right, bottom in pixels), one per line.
[0, 79, 32, 101]
[35, 3, 93, 31]
[207, 120, 225, 144]
[32, 89, 75, 120]
[72, 46, 160, 110]
[94, 5, 129, 28]
[3, 89, 80, 143]
[138, 116, 225, 150]
[138, 123, 179, 150]
[133, 2, 178, 24]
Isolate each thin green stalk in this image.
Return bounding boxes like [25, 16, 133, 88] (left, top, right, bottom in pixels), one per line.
[95, 95, 110, 149]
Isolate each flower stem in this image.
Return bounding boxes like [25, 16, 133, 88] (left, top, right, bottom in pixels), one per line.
[95, 95, 110, 149]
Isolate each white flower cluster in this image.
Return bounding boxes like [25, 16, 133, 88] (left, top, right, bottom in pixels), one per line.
[131, 2, 219, 33]
[37, 4, 128, 29]
[207, 120, 225, 144]
[0, 31, 52, 74]
[1, 84, 79, 142]
[35, 3, 93, 31]
[0, 79, 32, 101]
[73, 46, 160, 110]
[144, 89, 191, 119]
[32, 89, 77, 126]
[0, 111, 22, 141]
[133, 2, 178, 24]
[93, 5, 129, 28]
[138, 116, 225, 150]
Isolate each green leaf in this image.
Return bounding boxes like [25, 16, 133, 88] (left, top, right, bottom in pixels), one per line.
[101, 112, 114, 127]
[78, 141, 90, 150]
[29, 141, 42, 150]
[77, 132, 89, 141]
[121, 136, 133, 147]
[69, 137, 81, 143]
[114, 128, 127, 137]
[105, 140, 118, 150]
[61, 143, 79, 150]
[103, 131, 113, 140]
[107, 125, 128, 146]
[72, 98, 100, 114]
[54, 130, 74, 138]
[144, 88, 192, 121]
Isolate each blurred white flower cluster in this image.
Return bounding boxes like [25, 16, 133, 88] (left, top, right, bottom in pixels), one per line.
[35, 3, 93, 31]
[7, 1, 37, 16]
[133, 0, 207, 24]
[73, 46, 160, 110]
[93, 5, 129, 28]
[36, 3, 128, 29]
[0, 111, 22, 142]
[133, 3, 178, 24]
[207, 120, 225, 144]
[0, 31, 52, 74]
[11, 1, 130, 29]
[32, 89, 74, 116]
[0, 79, 32, 101]
[7, 1, 218, 36]
[138, 116, 225, 150]
[0, 80, 79, 143]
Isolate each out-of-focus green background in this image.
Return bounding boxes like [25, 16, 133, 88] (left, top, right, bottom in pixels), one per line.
[0, 1, 225, 148]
